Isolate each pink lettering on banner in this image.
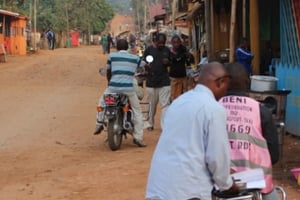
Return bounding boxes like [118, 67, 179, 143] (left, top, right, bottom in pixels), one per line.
[221, 96, 260, 134]
[227, 123, 251, 134]
[221, 96, 247, 104]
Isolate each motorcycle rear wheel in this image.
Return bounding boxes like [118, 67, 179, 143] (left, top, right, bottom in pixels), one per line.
[107, 110, 123, 151]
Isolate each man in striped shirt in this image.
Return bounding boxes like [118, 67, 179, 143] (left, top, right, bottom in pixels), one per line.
[94, 39, 147, 147]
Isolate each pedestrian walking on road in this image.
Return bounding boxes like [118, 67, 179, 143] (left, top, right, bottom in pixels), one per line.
[45, 29, 55, 50]
[169, 35, 191, 101]
[101, 33, 108, 54]
[107, 33, 113, 54]
[142, 33, 171, 131]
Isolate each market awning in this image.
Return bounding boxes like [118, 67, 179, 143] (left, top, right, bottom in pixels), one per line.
[117, 30, 130, 37]
[0, 9, 19, 17]
[167, 12, 188, 25]
[176, 27, 189, 36]
[175, 13, 188, 20]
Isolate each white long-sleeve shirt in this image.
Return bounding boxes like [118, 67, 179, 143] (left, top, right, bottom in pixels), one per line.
[146, 84, 233, 200]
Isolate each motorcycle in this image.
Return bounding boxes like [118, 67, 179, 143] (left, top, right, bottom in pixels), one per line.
[213, 185, 286, 200]
[212, 168, 286, 200]
[98, 92, 134, 151]
[97, 56, 152, 151]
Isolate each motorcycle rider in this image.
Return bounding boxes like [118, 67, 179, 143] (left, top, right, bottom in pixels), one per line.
[94, 39, 147, 147]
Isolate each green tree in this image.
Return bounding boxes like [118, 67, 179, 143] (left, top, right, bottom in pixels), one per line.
[1, 0, 114, 46]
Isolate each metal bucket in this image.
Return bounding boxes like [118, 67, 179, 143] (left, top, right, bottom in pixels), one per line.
[250, 75, 278, 92]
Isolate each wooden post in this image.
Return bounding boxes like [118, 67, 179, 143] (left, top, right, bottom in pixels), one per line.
[0, 44, 7, 62]
[205, 0, 212, 60]
[171, 0, 177, 30]
[33, 0, 37, 51]
[250, 0, 260, 75]
[210, 0, 214, 58]
[229, 0, 237, 62]
[144, 1, 148, 32]
[242, 0, 246, 37]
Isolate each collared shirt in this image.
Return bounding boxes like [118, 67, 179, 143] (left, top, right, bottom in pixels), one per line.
[107, 50, 145, 93]
[146, 84, 233, 200]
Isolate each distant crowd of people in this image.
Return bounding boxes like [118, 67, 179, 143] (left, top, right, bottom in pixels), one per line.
[99, 32, 138, 55]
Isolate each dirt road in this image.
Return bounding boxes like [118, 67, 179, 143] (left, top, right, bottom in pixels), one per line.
[0, 46, 299, 200]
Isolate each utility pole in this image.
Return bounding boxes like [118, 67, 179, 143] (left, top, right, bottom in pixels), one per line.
[66, 4, 70, 42]
[144, 0, 148, 33]
[171, 0, 177, 30]
[205, 0, 211, 60]
[229, 0, 237, 62]
[250, 0, 260, 74]
[29, 1, 32, 49]
[136, 2, 141, 33]
[33, 0, 37, 51]
[242, 0, 246, 37]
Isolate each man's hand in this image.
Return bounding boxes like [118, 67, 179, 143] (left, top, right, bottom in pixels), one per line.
[144, 64, 151, 72]
[221, 182, 240, 195]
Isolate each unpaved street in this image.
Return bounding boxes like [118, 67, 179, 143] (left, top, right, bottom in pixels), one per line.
[0, 46, 300, 200]
[0, 46, 160, 200]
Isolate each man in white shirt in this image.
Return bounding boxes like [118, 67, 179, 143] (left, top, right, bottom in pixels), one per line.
[145, 62, 239, 200]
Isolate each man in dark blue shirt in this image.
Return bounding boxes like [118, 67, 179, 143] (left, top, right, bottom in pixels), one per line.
[235, 38, 254, 75]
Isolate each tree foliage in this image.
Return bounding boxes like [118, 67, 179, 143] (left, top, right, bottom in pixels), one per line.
[1, 0, 114, 34]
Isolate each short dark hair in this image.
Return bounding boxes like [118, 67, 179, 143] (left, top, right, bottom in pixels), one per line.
[116, 39, 128, 51]
[225, 62, 250, 91]
[156, 33, 167, 42]
[171, 34, 181, 42]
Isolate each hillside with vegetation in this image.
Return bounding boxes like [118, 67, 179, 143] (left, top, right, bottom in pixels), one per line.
[107, 0, 132, 15]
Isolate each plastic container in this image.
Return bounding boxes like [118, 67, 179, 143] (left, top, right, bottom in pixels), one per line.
[291, 167, 300, 180]
[250, 75, 278, 92]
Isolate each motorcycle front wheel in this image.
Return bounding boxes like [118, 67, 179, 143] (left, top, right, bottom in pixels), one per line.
[107, 110, 123, 151]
